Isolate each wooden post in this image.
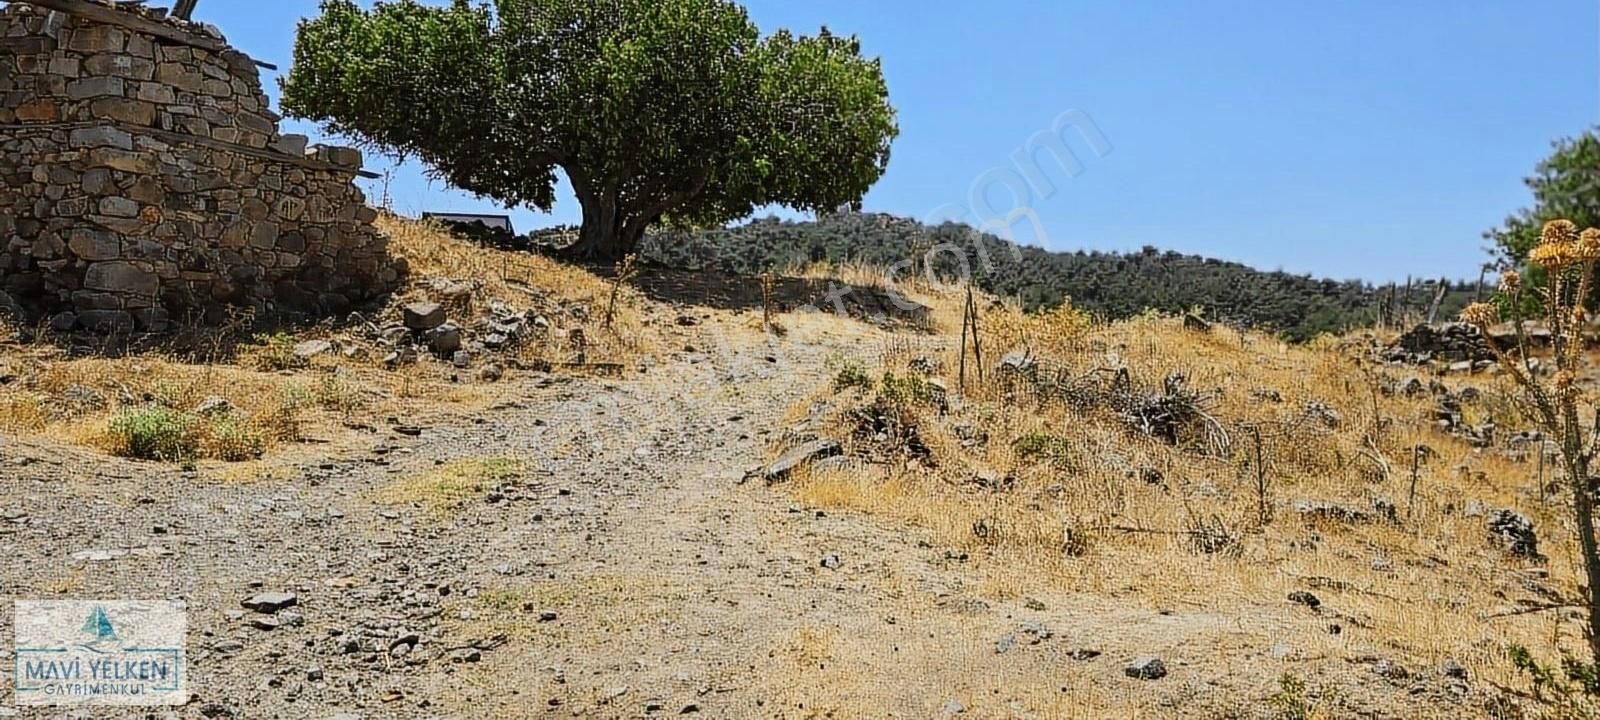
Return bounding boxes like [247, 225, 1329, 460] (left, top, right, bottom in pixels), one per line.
[969, 285, 984, 385]
[958, 285, 971, 392]
[1425, 277, 1448, 325]
[1408, 445, 1421, 520]
[1252, 425, 1269, 526]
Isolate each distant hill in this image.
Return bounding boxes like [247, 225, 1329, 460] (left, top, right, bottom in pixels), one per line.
[638, 213, 1478, 341]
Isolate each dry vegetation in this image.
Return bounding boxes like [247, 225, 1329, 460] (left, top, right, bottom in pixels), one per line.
[779, 285, 1593, 717]
[0, 215, 663, 465]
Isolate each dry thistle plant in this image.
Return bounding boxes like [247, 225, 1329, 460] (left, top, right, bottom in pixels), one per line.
[1462, 218, 1600, 671]
[605, 253, 639, 330]
[759, 272, 778, 330]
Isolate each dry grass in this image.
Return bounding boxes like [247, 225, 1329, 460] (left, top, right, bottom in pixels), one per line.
[374, 457, 524, 515]
[781, 301, 1590, 717]
[0, 349, 357, 462]
[378, 214, 659, 370]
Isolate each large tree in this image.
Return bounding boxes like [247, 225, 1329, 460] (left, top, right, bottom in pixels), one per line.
[1489, 129, 1600, 267]
[281, 0, 898, 260]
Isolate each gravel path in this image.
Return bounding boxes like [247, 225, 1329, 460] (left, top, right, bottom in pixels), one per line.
[0, 315, 1389, 719]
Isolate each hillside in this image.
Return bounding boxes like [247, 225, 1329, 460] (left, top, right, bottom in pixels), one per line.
[639, 213, 1478, 341]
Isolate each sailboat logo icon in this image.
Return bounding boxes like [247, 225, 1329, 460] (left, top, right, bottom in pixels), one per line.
[78, 606, 120, 651]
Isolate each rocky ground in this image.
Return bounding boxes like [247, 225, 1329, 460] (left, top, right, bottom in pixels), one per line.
[0, 310, 1494, 719]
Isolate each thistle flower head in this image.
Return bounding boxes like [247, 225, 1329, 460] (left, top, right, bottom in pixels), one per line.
[1543, 219, 1580, 246]
[1530, 241, 1579, 269]
[1459, 302, 1499, 328]
[1578, 228, 1600, 262]
[1499, 269, 1522, 294]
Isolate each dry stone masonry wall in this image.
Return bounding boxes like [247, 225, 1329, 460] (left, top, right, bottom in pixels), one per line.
[0, 2, 399, 333]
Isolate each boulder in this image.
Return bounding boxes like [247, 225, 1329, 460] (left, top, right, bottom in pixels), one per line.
[427, 322, 463, 354]
[1487, 509, 1539, 559]
[403, 302, 446, 331]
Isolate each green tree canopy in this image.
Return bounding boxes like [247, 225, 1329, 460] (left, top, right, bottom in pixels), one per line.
[1489, 129, 1600, 266]
[281, 0, 898, 260]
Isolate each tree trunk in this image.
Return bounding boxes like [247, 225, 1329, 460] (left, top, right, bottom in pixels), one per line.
[558, 192, 651, 262]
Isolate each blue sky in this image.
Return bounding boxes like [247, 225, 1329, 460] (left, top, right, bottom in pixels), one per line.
[210, 0, 1597, 282]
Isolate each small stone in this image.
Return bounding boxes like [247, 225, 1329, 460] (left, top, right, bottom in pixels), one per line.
[293, 339, 333, 360]
[194, 397, 233, 417]
[306, 665, 324, 681]
[479, 363, 504, 383]
[763, 439, 842, 484]
[1124, 657, 1167, 680]
[940, 700, 966, 716]
[1287, 591, 1321, 611]
[241, 592, 297, 614]
[1440, 658, 1468, 680]
[820, 553, 842, 570]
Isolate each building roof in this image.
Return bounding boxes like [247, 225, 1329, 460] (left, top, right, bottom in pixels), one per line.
[421, 212, 515, 234]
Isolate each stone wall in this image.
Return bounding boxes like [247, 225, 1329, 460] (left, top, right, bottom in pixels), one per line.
[0, 2, 399, 333]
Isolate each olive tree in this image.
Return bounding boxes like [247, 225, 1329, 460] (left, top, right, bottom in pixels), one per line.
[281, 0, 898, 260]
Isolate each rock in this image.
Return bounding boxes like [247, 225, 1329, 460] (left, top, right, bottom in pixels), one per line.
[1018, 621, 1053, 644]
[1373, 659, 1410, 681]
[1182, 313, 1212, 332]
[1304, 401, 1341, 429]
[820, 553, 842, 570]
[1124, 657, 1167, 680]
[1287, 591, 1321, 610]
[293, 339, 332, 360]
[194, 396, 233, 417]
[1439, 658, 1468, 680]
[994, 635, 1017, 654]
[241, 592, 298, 614]
[999, 350, 1037, 375]
[403, 302, 447, 331]
[1487, 509, 1539, 558]
[940, 700, 966, 717]
[1250, 388, 1284, 403]
[479, 363, 504, 382]
[48, 311, 77, 332]
[763, 439, 842, 484]
[426, 322, 463, 354]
